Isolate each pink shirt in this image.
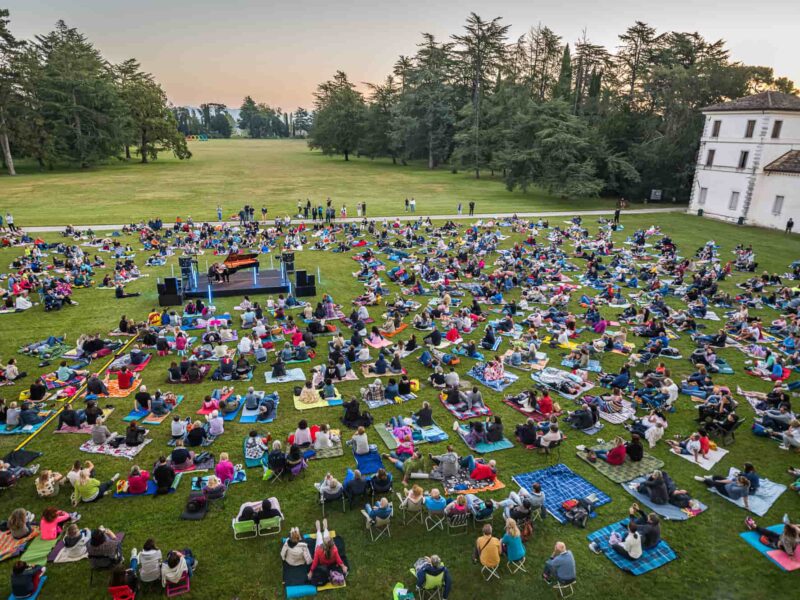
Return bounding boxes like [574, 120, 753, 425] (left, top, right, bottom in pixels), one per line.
[215, 460, 235, 483]
[40, 511, 70, 540]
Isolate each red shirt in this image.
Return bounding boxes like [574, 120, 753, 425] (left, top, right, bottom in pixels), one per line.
[310, 544, 344, 571]
[605, 445, 627, 466]
[117, 370, 134, 389]
[471, 463, 497, 481]
[538, 395, 553, 415]
[699, 436, 710, 455]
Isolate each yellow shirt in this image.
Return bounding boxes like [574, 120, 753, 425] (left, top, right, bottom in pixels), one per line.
[476, 535, 501, 568]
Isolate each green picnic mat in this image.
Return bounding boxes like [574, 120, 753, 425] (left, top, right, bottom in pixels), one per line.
[314, 437, 344, 459]
[20, 537, 58, 566]
[375, 423, 399, 451]
[577, 443, 664, 484]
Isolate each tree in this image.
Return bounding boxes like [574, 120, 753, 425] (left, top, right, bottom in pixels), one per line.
[617, 21, 660, 103]
[35, 21, 126, 167]
[293, 107, 311, 136]
[308, 71, 366, 160]
[360, 76, 399, 161]
[451, 13, 510, 177]
[554, 44, 572, 101]
[0, 9, 22, 175]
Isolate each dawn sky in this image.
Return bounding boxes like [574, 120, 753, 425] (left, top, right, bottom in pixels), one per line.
[7, 0, 800, 111]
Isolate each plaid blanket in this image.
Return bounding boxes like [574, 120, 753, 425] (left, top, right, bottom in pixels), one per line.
[79, 434, 153, 459]
[587, 519, 677, 575]
[621, 477, 707, 520]
[576, 443, 664, 483]
[466, 364, 518, 392]
[439, 395, 492, 420]
[0, 527, 39, 562]
[456, 425, 514, 454]
[513, 464, 612, 524]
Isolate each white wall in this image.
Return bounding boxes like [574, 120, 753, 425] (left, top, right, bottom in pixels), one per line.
[748, 173, 800, 230]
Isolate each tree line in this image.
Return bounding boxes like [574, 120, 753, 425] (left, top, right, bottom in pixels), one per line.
[308, 14, 797, 200]
[0, 11, 190, 175]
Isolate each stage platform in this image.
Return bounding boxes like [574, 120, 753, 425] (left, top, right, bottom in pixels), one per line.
[183, 268, 290, 298]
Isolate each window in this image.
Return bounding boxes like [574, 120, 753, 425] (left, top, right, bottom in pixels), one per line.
[698, 187, 708, 206]
[745, 120, 756, 138]
[738, 151, 749, 169]
[772, 120, 783, 139]
[711, 120, 721, 137]
[705, 149, 716, 167]
[728, 191, 740, 211]
[773, 195, 784, 216]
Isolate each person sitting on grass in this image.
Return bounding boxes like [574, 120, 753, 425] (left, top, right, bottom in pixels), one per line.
[10, 560, 45, 600]
[202, 475, 226, 500]
[170, 439, 195, 470]
[579, 436, 626, 465]
[665, 431, 709, 463]
[281, 526, 312, 568]
[308, 519, 347, 585]
[126, 465, 151, 495]
[74, 469, 120, 504]
[589, 520, 641, 560]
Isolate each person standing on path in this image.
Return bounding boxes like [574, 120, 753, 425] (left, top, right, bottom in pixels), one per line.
[262, 205, 268, 222]
[457, 202, 462, 215]
[787, 218, 794, 234]
[362, 201, 367, 217]
[405, 198, 409, 212]
[216, 205, 222, 222]
[613, 207, 621, 225]
[410, 198, 416, 213]
[6, 212, 15, 232]
[469, 201, 475, 216]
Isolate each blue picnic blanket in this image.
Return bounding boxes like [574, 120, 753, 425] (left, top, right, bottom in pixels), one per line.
[561, 358, 602, 373]
[353, 448, 384, 476]
[466, 364, 518, 392]
[240, 393, 279, 424]
[456, 426, 514, 454]
[587, 519, 677, 575]
[439, 395, 492, 420]
[453, 347, 484, 361]
[740, 525, 788, 570]
[513, 464, 611, 524]
[708, 468, 787, 516]
[264, 368, 305, 384]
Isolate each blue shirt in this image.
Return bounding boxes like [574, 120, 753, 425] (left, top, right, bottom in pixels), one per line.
[501, 533, 526, 562]
[743, 471, 760, 493]
[424, 496, 447, 512]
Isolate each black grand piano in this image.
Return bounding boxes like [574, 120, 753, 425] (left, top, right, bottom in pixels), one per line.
[223, 251, 259, 274]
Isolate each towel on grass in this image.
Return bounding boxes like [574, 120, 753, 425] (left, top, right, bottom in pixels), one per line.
[513, 464, 611, 524]
[466, 365, 518, 392]
[0, 414, 53, 436]
[80, 436, 153, 459]
[740, 525, 800, 571]
[0, 527, 39, 562]
[587, 519, 677, 575]
[671, 445, 728, 471]
[293, 393, 343, 411]
[439, 395, 492, 420]
[19, 537, 57, 566]
[576, 443, 665, 484]
[708, 467, 786, 516]
[456, 425, 514, 454]
[621, 477, 707, 520]
[264, 368, 306, 384]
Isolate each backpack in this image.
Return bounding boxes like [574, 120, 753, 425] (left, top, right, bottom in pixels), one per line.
[520, 519, 534, 542]
[565, 507, 588, 528]
[185, 495, 206, 514]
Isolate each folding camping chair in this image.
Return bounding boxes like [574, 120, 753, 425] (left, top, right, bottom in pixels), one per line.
[552, 579, 576, 598]
[361, 506, 393, 541]
[319, 489, 347, 516]
[446, 512, 469, 536]
[396, 492, 424, 525]
[416, 571, 445, 600]
[506, 556, 527, 574]
[258, 515, 283, 537]
[481, 562, 500, 581]
[424, 507, 445, 532]
[165, 573, 191, 597]
[231, 517, 258, 540]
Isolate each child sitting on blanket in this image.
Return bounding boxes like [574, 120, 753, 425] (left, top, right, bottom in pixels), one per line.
[314, 425, 339, 450]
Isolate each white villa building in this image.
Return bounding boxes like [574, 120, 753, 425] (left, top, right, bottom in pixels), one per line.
[689, 91, 800, 230]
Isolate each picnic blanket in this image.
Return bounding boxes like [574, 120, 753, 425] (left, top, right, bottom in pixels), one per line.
[101, 376, 142, 397]
[561, 358, 602, 373]
[671, 445, 728, 471]
[621, 477, 707, 520]
[173, 363, 212, 383]
[293, 393, 343, 411]
[79, 435, 153, 459]
[364, 392, 416, 410]
[353, 448, 384, 476]
[264, 368, 306, 384]
[707, 468, 786, 516]
[42, 373, 85, 391]
[191, 469, 246, 490]
[18, 536, 56, 566]
[740, 525, 800, 571]
[375, 420, 448, 451]
[587, 519, 677, 575]
[365, 337, 393, 349]
[513, 464, 612, 524]
[113, 476, 181, 498]
[439, 394, 492, 420]
[443, 474, 506, 496]
[453, 346, 484, 361]
[283, 534, 348, 596]
[466, 364, 518, 392]
[597, 400, 637, 424]
[500, 396, 552, 421]
[307, 436, 345, 460]
[456, 425, 514, 454]
[0, 413, 53, 436]
[55, 408, 115, 432]
[240, 393, 280, 423]
[0, 527, 39, 562]
[577, 443, 665, 483]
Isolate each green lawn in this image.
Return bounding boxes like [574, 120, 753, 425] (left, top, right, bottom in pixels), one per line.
[0, 212, 798, 600]
[1, 139, 628, 227]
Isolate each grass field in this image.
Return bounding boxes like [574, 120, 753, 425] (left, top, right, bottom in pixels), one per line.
[0, 211, 798, 599]
[0, 139, 630, 227]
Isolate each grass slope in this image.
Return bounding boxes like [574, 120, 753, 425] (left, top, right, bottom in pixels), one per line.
[0, 214, 797, 600]
[2, 139, 623, 226]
